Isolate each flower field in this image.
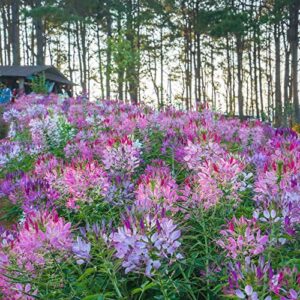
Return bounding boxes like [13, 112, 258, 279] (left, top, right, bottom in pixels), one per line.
[0, 94, 299, 300]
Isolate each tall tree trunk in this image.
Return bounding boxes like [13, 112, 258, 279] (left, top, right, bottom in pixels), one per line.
[96, 26, 104, 99]
[75, 21, 83, 92]
[6, 4, 11, 65]
[11, 0, 20, 65]
[136, 0, 141, 102]
[67, 22, 73, 90]
[282, 21, 290, 125]
[126, 0, 138, 104]
[80, 21, 87, 92]
[31, 19, 35, 64]
[211, 46, 215, 110]
[289, 0, 300, 123]
[117, 11, 124, 101]
[34, 0, 45, 65]
[226, 36, 232, 114]
[24, 16, 31, 65]
[0, 14, 3, 65]
[2, 5, 10, 65]
[266, 30, 273, 122]
[232, 38, 236, 115]
[196, 32, 202, 105]
[253, 38, 259, 118]
[236, 34, 244, 119]
[274, 23, 282, 126]
[248, 49, 254, 116]
[160, 25, 164, 108]
[106, 8, 112, 100]
[257, 41, 264, 119]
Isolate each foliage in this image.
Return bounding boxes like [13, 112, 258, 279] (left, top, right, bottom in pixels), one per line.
[30, 73, 48, 94]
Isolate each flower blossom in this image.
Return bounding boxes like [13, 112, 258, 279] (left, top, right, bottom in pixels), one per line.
[102, 136, 141, 176]
[62, 159, 110, 205]
[105, 213, 182, 276]
[72, 236, 91, 265]
[135, 163, 179, 211]
[217, 217, 268, 259]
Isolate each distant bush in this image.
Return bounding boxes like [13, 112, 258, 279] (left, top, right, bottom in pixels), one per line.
[31, 72, 48, 94]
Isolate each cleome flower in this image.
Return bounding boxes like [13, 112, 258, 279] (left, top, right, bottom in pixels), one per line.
[72, 236, 91, 265]
[182, 155, 247, 209]
[102, 136, 141, 176]
[217, 217, 268, 259]
[62, 159, 110, 206]
[14, 210, 73, 267]
[135, 162, 179, 212]
[0, 210, 72, 299]
[104, 212, 182, 276]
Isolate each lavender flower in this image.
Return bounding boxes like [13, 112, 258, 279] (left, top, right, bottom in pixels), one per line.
[72, 236, 91, 265]
[105, 213, 182, 276]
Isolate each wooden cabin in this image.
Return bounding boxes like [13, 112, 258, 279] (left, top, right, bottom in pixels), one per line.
[0, 65, 74, 97]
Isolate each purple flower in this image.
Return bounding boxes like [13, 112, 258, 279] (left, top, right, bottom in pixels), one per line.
[104, 213, 182, 276]
[235, 286, 258, 300]
[72, 236, 91, 265]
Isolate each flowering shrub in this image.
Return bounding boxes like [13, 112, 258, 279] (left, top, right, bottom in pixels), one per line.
[183, 155, 250, 209]
[0, 210, 72, 299]
[0, 141, 24, 167]
[0, 94, 299, 299]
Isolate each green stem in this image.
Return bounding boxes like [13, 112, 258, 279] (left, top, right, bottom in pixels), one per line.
[178, 263, 197, 300]
[106, 266, 123, 299]
[200, 209, 210, 300]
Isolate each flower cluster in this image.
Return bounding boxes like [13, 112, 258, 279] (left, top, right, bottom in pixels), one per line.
[61, 159, 110, 208]
[102, 136, 142, 176]
[29, 112, 75, 151]
[0, 140, 24, 167]
[183, 155, 248, 209]
[183, 137, 225, 170]
[253, 139, 300, 235]
[104, 213, 182, 276]
[217, 217, 268, 259]
[0, 210, 72, 299]
[135, 162, 179, 211]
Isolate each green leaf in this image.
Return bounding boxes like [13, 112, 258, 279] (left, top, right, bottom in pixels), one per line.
[82, 294, 104, 300]
[77, 267, 97, 282]
[131, 281, 156, 295]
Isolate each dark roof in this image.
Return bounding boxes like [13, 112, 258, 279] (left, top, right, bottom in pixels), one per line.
[0, 65, 74, 85]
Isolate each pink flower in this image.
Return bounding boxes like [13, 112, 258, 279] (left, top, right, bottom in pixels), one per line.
[62, 159, 110, 204]
[217, 217, 268, 259]
[102, 136, 141, 176]
[135, 163, 179, 211]
[0, 210, 72, 299]
[15, 210, 72, 266]
[183, 155, 246, 209]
